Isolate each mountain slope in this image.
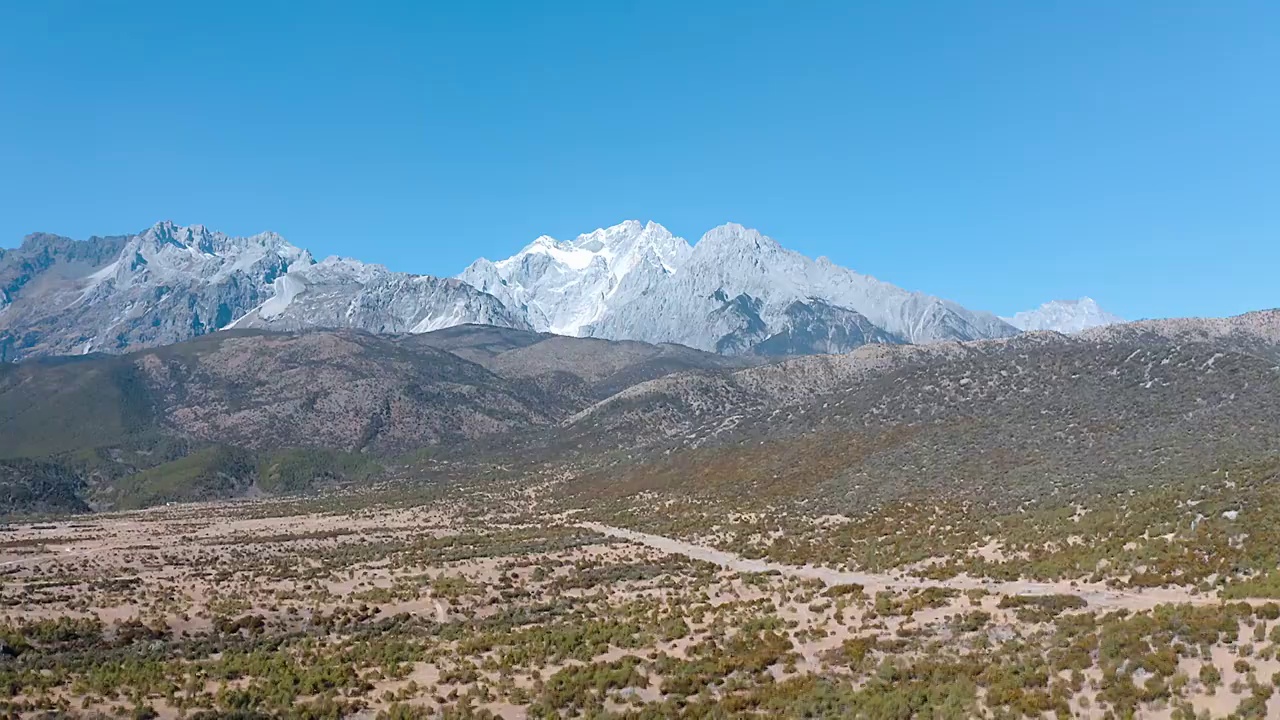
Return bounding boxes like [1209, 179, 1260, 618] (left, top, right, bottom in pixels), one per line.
[556, 326, 1280, 514]
[0, 325, 759, 511]
[1, 313, 1277, 515]
[0, 325, 758, 461]
[409, 324, 758, 402]
[0, 458, 90, 515]
[0, 329, 558, 463]
[460, 221, 1017, 355]
[1081, 308, 1280, 362]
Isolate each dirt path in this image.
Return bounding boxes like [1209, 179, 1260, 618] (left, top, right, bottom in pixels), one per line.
[581, 522, 1219, 612]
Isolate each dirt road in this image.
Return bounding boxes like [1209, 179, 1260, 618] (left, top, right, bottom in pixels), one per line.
[581, 522, 1218, 612]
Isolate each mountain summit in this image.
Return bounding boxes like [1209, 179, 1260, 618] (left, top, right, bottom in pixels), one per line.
[461, 220, 1017, 354]
[460, 220, 690, 336]
[1003, 297, 1124, 333]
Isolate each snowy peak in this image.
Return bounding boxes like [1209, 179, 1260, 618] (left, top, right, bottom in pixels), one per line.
[113, 221, 312, 284]
[462, 220, 1018, 354]
[136, 220, 303, 262]
[695, 222, 782, 255]
[1003, 297, 1124, 333]
[488, 220, 688, 277]
[459, 220, 693, 336]
[140, 219, 211, 250]
[499, 234, 597, 272]
[298, 255, 386, 285]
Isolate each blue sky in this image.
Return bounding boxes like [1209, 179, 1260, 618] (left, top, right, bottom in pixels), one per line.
[1, 1, 1275, 320]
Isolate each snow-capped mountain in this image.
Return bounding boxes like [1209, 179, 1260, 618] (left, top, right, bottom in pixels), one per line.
[0, 221, 313, 359]
[1002, 297, 1123, 334]
[0, 221, 522, 361]
[461, 220, 1017, 354]
[2, 218, 1115, 363]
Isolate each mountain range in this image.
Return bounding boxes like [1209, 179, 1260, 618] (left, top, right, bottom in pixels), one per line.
[1, 220, 1124, 362]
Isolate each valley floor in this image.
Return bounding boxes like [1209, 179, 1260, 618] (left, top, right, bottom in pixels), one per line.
[2, 495, 1279, 719]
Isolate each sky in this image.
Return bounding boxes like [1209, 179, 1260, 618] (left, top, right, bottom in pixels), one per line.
[1, 1, 1276, 321]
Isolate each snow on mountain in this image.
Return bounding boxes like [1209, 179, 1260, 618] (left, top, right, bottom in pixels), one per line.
[72, 221, 314, 307]
[461, 220, 1017, 354]
[1002, 297, 1123, 334]
[461, 220, 689, 336]
[2, 217, 1109, 363]
[0, 222, 523, 361]
[0, 221, 316, 359]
